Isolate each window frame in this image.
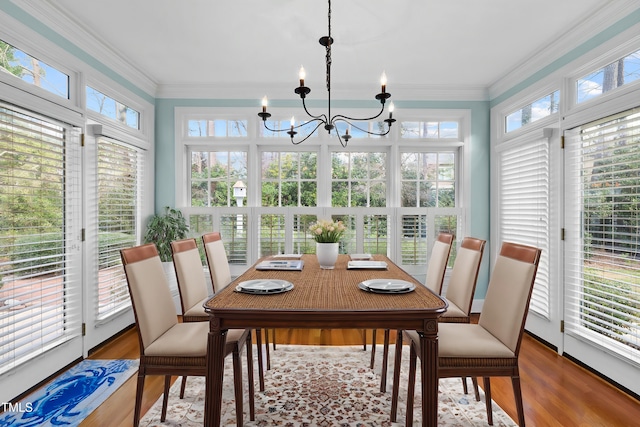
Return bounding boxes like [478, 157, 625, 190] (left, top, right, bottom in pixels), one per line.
[176, 107, 471, 278]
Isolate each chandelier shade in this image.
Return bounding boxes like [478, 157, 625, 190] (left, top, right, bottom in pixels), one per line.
[258, 0, 395, 147]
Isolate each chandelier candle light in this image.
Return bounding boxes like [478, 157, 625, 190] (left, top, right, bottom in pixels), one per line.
[258, 0, 395, 147]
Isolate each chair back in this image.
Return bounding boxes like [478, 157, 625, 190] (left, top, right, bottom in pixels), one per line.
[425, 232, 454, 294]
[478, 242, 541, 355]
[202, 232, 232, 292]
[444, 237, 486, 316]
[121, 243, 177, 352]
[171, 238, 208, 315]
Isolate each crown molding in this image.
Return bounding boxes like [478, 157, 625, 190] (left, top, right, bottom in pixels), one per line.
[489, 0, 640, 101]
[156, 82, 489, 102]
[15, 0, 158, 98]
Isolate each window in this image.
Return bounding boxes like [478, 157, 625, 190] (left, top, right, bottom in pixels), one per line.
[261, 151, 317, 207]
[0, 39, 69, 99]
[190, 150, 248, 207]
[577, 48, 640, 104]
[178, 109, 466, 271]
[331, 152, 387, 207]
[188, 119, 247, 137]
[86, 86, 140, 130]
[496, 136, 550, 318]
[401, 152, 456, 207]
[401, 121, 459, 139]
[565, 107, 640, 362]
[261, 119, 317, 139]
[0, 105, 81, 373]
[95, 137, 142, 319]
[505, 90, 560, 133]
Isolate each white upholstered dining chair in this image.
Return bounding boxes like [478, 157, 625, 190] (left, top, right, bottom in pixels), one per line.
[374, 232, 454, 392]
[201, 232, 273, 372]
[121, 243, 255, 427]
[171, 237, 265, 393]
[394, 241, 541, 426]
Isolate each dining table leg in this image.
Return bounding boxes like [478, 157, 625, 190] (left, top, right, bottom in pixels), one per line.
[205, 319, 228, 427]
[419, 320, 439, 427]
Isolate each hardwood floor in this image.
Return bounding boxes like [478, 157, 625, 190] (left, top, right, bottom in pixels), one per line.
[79, 325, 640, 426]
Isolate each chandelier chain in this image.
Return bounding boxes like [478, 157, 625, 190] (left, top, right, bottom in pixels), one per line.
[326, 0, 332, 92]
[257, 0, 395, 147]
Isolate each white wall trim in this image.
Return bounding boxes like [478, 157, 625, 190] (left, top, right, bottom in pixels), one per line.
[156, 82, 489, 101]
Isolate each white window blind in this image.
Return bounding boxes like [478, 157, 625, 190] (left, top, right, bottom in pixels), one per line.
[0, 105, 82, 373]
[95, 137, 142, 319]
[564, 108, 640, 363]
[497, 136, 550, 318]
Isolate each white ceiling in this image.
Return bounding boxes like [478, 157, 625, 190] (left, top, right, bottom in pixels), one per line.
[42, 0, 627, 98]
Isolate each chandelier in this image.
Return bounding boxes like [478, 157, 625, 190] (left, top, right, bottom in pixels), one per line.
[257, 0, 395, 147]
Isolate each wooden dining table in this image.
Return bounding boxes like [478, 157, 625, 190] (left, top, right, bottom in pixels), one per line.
[203, 254, 447, 426]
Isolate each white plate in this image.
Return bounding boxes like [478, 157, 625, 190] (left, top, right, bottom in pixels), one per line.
[347, 261, 388, 269]
[236, 279, 294, 294]
[358, 279, 415, 294]
[272, 253, 302, 259]
[349, 253, 372, 260]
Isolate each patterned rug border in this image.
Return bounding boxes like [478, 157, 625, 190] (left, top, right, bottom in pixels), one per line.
[0, 359, 138, 427]
[140, 345, 517, 426]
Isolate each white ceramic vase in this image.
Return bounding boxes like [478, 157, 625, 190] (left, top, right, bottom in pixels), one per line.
[316, 242, 339, 269]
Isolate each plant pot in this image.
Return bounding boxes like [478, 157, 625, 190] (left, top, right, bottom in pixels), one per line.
[316, 242, 339, 270]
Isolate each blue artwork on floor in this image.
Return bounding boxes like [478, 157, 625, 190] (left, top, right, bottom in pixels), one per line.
[0, 359, 138, 427]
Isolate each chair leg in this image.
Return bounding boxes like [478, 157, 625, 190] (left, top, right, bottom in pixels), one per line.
[161, 375, 171, 422]
[362, 329, 367, 350]
[370, 329, 377, 369]
[483, 377, 493, 426]
[133, 373, 145, 427]
[271, 329, 276, 350]
[254, 328, 265, 391]
[405, 341, 417, 427]
[232, 349, 244, 426]
[246, 334, 256, 421]
[380, 329, 391, 392]
[472, 377, 481, 401]
[390, 330, 403, 422]
[461, 376, 468, 394]
[512, 374, 526, 427]
[264, 328, 271, 370]
[180, 375, 187, 399]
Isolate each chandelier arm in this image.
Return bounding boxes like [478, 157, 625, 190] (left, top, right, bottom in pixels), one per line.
[291, 122, 325, 145]
[301, 96, 329, 123]
[262, 118, 325, 133]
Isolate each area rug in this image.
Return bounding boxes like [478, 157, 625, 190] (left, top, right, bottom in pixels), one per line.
[140, 345, 516, 426]
[0, 359, 138, 427]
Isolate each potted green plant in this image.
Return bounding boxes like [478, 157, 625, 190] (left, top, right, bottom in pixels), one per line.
[143, 206, 189, 262]
[143, 207, 189, 313]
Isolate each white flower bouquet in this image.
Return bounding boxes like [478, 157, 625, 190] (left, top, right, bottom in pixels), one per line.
[309, 219, 346, 243]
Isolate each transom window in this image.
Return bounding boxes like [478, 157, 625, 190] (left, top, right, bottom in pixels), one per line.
[86, 86, 140, 130]
[0, 39, 69, 99]
[188, 119, 247, 137]
[400, 121, 459, 139]
[577, 48, 640, 104]
[505, 90, 560, 133]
